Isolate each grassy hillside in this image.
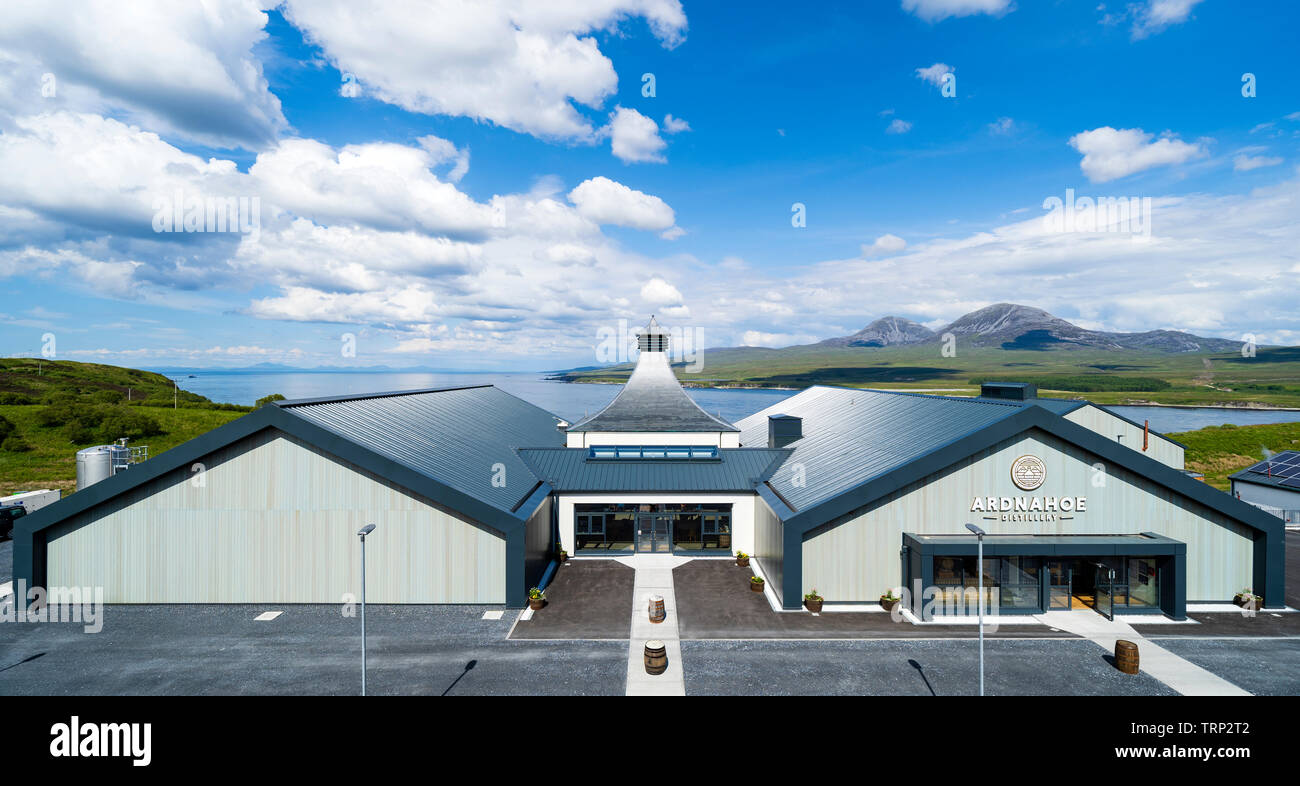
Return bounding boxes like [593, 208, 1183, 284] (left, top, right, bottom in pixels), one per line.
[559, 345, 1300, 408]
[1167, 421, 1300, 491]
[0, 359, 251, 495]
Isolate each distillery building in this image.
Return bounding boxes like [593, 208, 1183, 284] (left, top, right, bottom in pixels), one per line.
[1229, 451, 1300, 527]
[12, 318, 1285, 618]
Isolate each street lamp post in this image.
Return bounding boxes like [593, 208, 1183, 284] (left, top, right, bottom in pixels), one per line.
[965, 522, 986, 696]
[357, 523, 376, 696]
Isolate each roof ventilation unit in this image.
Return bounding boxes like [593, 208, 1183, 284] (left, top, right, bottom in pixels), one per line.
[768, 414, 803, 448]
[980, 382, 1037, 401]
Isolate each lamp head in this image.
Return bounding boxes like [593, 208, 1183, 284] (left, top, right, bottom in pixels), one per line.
[358, 524, 376, 538]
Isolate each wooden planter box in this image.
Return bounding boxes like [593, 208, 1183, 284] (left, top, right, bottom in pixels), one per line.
[736, 556, 750, 568]
[528, 597, 545, 611]
[750, 580, 765, 593]
[880, 598, 899, 613]
[804, 598, 823, 613]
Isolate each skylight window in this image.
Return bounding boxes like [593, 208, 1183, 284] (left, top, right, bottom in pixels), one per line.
[587, 445, 719, 460]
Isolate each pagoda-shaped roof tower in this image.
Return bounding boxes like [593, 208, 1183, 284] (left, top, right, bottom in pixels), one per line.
[566, 316, 738, 438]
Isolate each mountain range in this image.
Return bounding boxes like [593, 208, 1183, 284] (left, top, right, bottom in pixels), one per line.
[810, 303, 1242, 354]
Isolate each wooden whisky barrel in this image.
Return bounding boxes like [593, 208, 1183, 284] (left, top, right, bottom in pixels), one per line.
[648, 594, 666, 623]
[644, 640, 668, 675]
[1115, 639, 1139, 674]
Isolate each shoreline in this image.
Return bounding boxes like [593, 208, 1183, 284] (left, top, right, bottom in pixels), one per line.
[1108, 401, 1300, 412]
[552, 376, 1300, 411]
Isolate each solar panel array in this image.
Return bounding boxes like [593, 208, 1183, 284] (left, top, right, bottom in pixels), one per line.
[1244, 451, 1300, 484]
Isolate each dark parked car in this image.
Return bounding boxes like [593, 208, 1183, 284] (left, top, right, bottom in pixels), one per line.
[0, 504, 26, 540]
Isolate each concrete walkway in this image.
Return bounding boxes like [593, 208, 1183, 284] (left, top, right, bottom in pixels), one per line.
[1035, 610, 1251, 696]
[617, 554, 693, 696]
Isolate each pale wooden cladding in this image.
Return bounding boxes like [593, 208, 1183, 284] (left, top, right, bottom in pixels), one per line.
[45, 428, 506, 603]
[802, 428, 1251, 603]
[1064, 404, 1185, 469]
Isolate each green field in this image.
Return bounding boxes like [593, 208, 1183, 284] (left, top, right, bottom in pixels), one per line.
[0, 358, 251, 495]
[560, 344, 1300, 408]
[1167, 421, 1300, 491]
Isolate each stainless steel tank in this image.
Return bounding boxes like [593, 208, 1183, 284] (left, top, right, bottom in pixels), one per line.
[75, 445, 116, 490]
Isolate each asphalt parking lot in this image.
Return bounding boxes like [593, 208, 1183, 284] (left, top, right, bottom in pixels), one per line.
[1, 535, 1298, 695]
[0, 604, 626, 696]
[1149, 637, 1300, 697]
[681, 639, 1179, 696]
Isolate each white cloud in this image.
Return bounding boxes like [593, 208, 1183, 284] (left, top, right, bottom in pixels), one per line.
[0, 112, 247, 241]
[567, 176, 677, 232]
[708, 175, 1300, 348]
[740, 330, 791, 347]
[862, 234, 908, 256]
[249, 137, 496, 240]
[663, 114, 691, 134]
[1068, 126, 1207, 182]
[417, 136, 471, 183]
[0, 109, 694, 341]
[901, 0, 1013, 23]
[915, 62, 954, 88]
[988, 116, 1016, 135]
[247, 285, 443, 326]
[640, 277, 683, 306]
[604, 106, 668, 163]
[0, 0, 285, 149]
[1234, 153, 1283, 172]
[279, 0, 686, 142]
[886, 118, 913, 134]
[1131, 0, 1205, 39]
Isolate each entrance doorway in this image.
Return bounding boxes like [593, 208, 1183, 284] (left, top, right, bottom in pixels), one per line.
[636, 514, 671, 553]
[905, 533, 1179, 618]
[1045, 558, 1117, 619]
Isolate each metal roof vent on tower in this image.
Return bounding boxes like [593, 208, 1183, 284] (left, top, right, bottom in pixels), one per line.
[637, 314, 671, 353]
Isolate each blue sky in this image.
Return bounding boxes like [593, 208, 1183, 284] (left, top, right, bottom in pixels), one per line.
[0, 0, 1297, 370]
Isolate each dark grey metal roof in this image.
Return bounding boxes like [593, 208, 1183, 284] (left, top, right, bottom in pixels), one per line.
[516, 447, 790, 492]
[737, 386, 1024, 511]
[567, 351, 738, 433]
[282, 385, 565, 513]
[1028, 397, 1086, 416]
[1229, 450, 1300, 491]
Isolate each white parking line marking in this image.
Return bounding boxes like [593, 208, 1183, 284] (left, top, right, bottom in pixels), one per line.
[254, 611, 282, 621]
[481, 610, 504, 620]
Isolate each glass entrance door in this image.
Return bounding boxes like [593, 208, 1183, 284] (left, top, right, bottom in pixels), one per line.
[636, 514, 671, 553]
[1093, 562, 1115, 621]
[1047, 560, 1073, 609]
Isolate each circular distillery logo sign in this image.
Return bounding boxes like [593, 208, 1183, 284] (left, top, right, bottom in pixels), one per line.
[1010, 455, 1047, 491]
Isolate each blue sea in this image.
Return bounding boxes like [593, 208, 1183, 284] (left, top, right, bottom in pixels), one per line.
[154, 370, 1300, 434]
